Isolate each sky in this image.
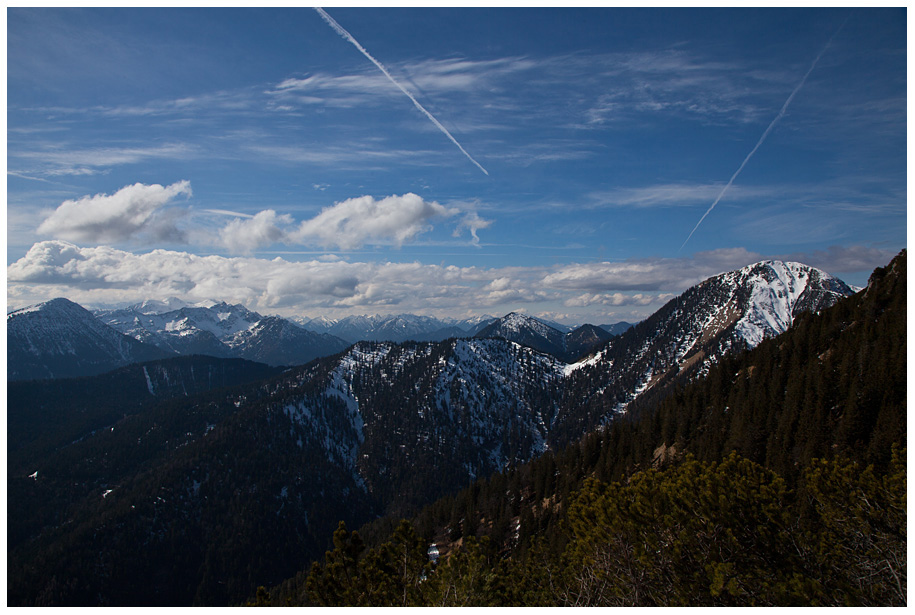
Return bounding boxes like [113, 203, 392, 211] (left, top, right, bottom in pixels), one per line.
[6, 7, 907, 325]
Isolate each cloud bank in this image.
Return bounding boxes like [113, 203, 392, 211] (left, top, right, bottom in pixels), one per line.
[8, 241, 891, 323]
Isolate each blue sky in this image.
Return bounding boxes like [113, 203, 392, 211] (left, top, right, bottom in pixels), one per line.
[7, 7, 907, 325]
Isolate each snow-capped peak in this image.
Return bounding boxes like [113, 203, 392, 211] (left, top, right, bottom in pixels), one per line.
[725, 260, 853, 346]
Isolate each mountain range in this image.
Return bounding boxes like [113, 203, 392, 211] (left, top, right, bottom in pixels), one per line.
[10, 298, 633, 381]
[93, 301, 351, 368]
[6, 258, 866, 606]
[295, 313, 499, 343]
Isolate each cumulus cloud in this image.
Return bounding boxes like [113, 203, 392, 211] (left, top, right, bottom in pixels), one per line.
[293, 193, 457, 249]
[36, 180, 192, 244]
[218, 210, 293, 254]
[8, 240, 370, 309]
[33, 184, 475, 254]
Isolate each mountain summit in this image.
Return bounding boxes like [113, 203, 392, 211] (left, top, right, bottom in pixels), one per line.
[474, 312, 567, 357]
[553, 260, 855, 437]
[722, 260, 855, 345]
[8, 298, 171, 380]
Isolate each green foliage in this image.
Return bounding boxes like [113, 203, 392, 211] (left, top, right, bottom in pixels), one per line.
[295, 451, 906, 606]
[423, 537, 499, 606]
[305, 521, 366, 606]
[798, 447, 907, 605]
[561, 454, 806, 606]
[303, 520, 430, 606]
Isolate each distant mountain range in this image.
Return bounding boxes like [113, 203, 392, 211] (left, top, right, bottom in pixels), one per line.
[8, 297, 634, 381]
[93, 301, 351, 368]
[295, 313, 500, 343]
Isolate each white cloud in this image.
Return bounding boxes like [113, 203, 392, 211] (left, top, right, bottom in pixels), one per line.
[293, 193, 457, 249]
[14, 144, 194, 177]
[36, 180, 192, 244]
[8, 241, 888, 323]
[776, 245, 900, 277]
[31, 184, 475, 254]
[7, 240, 550, 315]
[563, 292, 673, 308]
[540, 248, 763, 293]
[218, 210, 293, 254]
[453, 211, 492, 245]
[8, 240, 369, 310]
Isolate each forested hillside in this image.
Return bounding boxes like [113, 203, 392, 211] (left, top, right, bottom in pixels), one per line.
[274, 250, 906, 607]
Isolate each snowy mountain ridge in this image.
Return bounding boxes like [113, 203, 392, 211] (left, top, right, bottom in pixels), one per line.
[549, 260, 855, 436]
[728, 260, 852, 346]
[295, 312, 501, 343]
[8, 298, 171, 380]
[283, 253, 853, 472]
[266, 255, 854, 490]
[279, 337, 568, 490]
[94, 302, 349, 366]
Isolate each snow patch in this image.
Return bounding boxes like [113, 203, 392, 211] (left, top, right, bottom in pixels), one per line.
[563, 348, 605, 376]
[143, 366, 155, 396]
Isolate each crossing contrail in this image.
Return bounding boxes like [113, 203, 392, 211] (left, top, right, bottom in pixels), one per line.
[679, 20, 847, 252]
[314, 7, 489, 176]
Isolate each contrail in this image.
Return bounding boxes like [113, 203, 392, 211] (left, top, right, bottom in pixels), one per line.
[314, 7, 489, 176]
[679, 20, 847, 252]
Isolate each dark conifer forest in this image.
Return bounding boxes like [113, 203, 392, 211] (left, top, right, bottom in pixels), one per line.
[265, 251, 906, 607]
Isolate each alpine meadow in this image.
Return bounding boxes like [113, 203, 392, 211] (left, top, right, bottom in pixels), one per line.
[6, 7, 906, 607]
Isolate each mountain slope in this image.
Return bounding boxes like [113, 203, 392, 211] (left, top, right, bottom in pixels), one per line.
[283, 251, 906, 608]
[229, 316, 350, 366]
[600, 321, 634, 336]
[7, 337, 568, 606]
[8, 298, 172, 380]
[551, 260, 855, 442]
[8, 355, 284, 467]
[564, 323, 615, 360]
